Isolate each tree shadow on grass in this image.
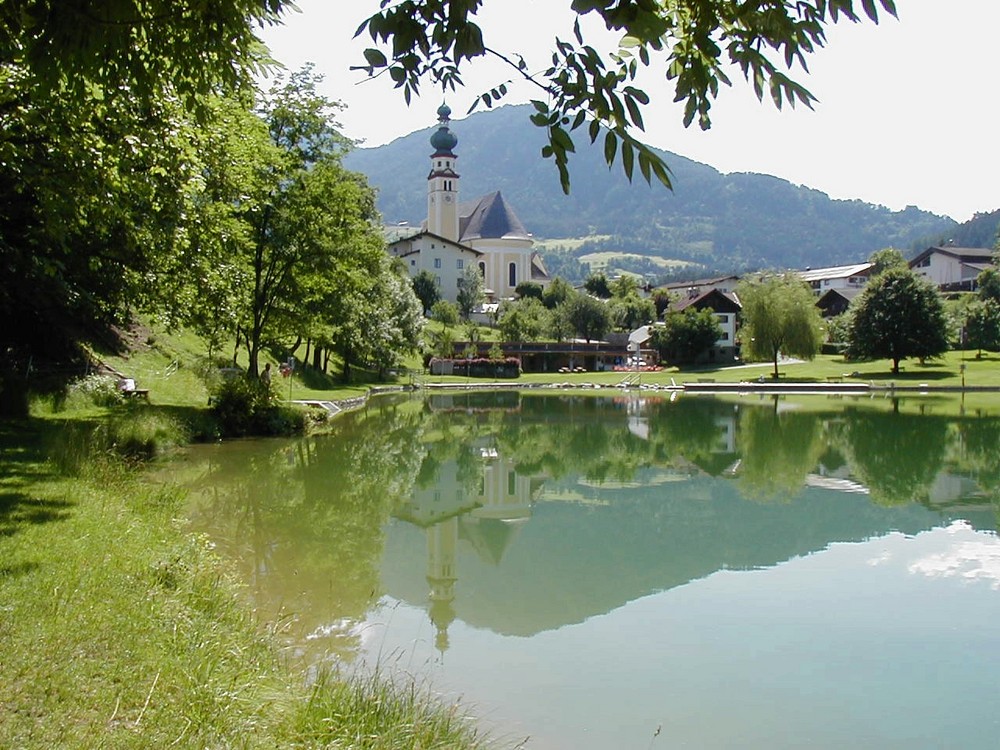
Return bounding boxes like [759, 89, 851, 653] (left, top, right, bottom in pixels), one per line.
[0, 492, 74, 538]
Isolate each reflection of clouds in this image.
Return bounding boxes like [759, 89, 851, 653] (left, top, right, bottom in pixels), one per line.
[867, 550, 892, 567]
[909, 521, 1000, 589]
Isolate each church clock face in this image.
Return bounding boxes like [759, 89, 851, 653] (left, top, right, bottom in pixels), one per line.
[444, 195, 453, 203]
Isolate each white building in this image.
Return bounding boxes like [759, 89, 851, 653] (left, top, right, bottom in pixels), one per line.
[796, 262, 873, 295]
[909, 245, 995, 290]
[387, 104, 550, 303]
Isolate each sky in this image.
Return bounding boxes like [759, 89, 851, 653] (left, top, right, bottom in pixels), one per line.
[259, 0, 999, 223]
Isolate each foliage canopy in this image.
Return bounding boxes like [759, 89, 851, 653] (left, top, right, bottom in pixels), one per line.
[355, 0, 897, 192]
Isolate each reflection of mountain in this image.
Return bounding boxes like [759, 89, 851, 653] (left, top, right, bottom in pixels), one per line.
[381, 469, 994, 639]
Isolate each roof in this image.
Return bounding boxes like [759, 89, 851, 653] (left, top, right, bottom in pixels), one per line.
[671, 288, 742, 314]
[796, 262, 873, 283]
[386, 229, 483, 256]
[909, 245, 996, 266]
[659, 274, 741, 291]
[530, 253, 551, 282]
[458, 191, 531, 242]
[815, 287, 862, 310]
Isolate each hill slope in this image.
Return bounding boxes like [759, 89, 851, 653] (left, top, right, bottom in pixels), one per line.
[345, 104, 956, 276]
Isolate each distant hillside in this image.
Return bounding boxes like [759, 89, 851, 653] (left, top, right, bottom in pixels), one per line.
[345, 104, 957, 278]
[908, 208, 1000, 255]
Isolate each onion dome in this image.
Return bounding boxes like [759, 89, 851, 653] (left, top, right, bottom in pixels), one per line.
[430, 102, 458, 154]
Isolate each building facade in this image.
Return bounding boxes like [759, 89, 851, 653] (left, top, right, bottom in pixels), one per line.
[387, 104, 550, 304]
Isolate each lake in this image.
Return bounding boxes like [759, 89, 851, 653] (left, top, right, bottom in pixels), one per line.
[176, 391, 1000, 749]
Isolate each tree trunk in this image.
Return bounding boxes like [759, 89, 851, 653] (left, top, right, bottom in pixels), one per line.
[892, 358, 900, 374]
[312, 345, 322, 370]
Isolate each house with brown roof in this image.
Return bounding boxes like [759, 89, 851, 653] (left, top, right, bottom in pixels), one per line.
[670, 287, 742, 363]
[909, 245, 995, 290]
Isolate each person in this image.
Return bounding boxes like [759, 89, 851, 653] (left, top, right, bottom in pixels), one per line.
[261, 363, 272, 387]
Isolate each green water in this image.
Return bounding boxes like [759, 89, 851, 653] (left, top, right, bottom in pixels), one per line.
[178, 392, 1000, 749]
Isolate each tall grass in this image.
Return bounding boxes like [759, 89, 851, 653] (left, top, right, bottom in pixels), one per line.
[0, 421, 498, 749]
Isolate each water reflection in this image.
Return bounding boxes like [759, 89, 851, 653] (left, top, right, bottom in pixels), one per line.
[178, 392, 1000, 664]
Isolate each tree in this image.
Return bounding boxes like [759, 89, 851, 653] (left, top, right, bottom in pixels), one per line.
[355, 0, 897, 192]
[563, 294, 610, 342]
[542, 277, 574, 309]
[412, 270, 441, 313]
[431, 300, 460, 328]
[456, 264, 485, 320]
[868, 247, 908, 276]
[515, 281, 544, 300]
[607, 293, 656, 332]
[738, 275, 823, 378]
[847, 267, 949, 374]
[1, 0, 283, 107]
[965, 299, 1000, 357]
[185, 68, 385, 378]
[977, 266, 1000, 304]
[499, 298, 548, 342]
[652, 308, 723, 365]
[584, 272, 612, 299]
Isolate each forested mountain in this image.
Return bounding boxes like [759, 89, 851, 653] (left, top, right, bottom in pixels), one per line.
[909, 208, 1000, 253]
[346, 104, 960, 280]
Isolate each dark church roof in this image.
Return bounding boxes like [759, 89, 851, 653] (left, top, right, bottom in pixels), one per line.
[458, 191, 531, 242]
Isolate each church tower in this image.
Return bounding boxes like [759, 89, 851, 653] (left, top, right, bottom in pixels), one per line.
[427, 103, 460, 242]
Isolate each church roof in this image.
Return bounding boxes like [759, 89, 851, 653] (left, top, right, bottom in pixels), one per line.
[458, 191, 531, 242]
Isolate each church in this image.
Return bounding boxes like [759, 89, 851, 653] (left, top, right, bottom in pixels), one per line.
[387, 104, 550, 305]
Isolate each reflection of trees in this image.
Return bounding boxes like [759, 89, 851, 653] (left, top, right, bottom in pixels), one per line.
[646, 398, 737, 471]
[493, 396, 655, 483]
[736, 404, 823, 502]
[186, 396, 428, 658]
[843, 409, 948, 506]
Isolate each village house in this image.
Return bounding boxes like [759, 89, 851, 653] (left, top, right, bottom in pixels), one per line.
[909, 245, 995, 291]
[387, 104, 550, 304]
[670, 287, 742, 363]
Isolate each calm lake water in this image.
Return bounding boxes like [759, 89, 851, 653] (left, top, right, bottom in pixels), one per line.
[177, 392, 1000, 749]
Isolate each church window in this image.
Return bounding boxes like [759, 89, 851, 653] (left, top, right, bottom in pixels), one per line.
[434, 258, 441, 269]
[508, 262, 517, 287]
[478, 262, 486, 277]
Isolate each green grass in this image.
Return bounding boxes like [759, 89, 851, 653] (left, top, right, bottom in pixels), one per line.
[0, 418, 498, 749]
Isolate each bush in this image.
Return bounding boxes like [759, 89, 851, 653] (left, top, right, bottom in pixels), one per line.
[211, 375, 304, 437]
[68, 374, 124, 408]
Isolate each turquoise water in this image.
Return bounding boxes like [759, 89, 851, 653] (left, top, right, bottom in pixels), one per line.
[179, 392, 1000, 748]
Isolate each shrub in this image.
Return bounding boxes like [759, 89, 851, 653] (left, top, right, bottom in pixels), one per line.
[211, 375, 304, 437]
[68, 374, 124, 408]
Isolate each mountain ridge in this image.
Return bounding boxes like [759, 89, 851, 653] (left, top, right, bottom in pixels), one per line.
[344, 104, 960, 279]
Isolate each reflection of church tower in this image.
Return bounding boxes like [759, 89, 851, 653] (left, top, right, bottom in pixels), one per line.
[427, 103, 460, 242]
[426, 515, 458, 654]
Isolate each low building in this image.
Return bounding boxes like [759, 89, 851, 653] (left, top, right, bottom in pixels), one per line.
[796, 262, 872, 295]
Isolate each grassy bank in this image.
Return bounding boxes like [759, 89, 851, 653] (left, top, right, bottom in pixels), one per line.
[0, 415, 495, 749]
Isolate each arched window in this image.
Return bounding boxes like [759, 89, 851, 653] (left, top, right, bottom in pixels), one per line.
[478, 262, 486, 277]
[508, 262, 517, 287]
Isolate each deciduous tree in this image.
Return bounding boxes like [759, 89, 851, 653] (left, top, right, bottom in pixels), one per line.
[737, 275, 823, 378]
[652, 308, 722, 365]
[847, 267, 949, 374]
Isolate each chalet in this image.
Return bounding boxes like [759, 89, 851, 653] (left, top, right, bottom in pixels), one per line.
[909, 245, 995, 290]
[670, 287, 742, 363]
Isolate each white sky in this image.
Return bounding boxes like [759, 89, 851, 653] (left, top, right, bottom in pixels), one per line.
[259, 0, 999, 222]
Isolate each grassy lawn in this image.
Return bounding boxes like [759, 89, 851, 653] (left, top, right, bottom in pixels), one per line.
[0, 413, 498, 749]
